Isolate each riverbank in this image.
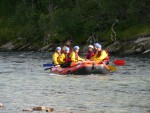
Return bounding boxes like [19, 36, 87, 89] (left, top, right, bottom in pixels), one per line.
[0, 36, 150, 55]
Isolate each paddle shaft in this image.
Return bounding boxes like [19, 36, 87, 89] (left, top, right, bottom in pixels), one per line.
[44, 67, 53, 71]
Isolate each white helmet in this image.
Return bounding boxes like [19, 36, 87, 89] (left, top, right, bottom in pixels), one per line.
[88, 45, 94, 49]
[56, 47, 61, 50]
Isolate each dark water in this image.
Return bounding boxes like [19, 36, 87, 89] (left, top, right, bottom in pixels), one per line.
[0, 52, 150, 113]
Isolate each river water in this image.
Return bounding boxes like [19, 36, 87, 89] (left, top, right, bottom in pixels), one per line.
[0, 52, 150, 113]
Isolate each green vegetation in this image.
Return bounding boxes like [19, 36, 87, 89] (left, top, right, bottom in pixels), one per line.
[0, 0, 150, 46]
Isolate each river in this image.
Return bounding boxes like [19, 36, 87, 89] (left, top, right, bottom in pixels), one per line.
[0, 52, 150, 113]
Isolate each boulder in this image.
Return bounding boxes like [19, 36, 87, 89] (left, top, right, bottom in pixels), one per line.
[38, 43, 54, 51]
[22, 109, 33, 112]
[105, 41, 121, 53]
[45, 108, 54, 112]
[18, 43, 31, 51]
[32, 106, 46, 111]
[39, 44, 51, 51]
[0, 103, 4, 108]
[143, 41, 150, 51]
[134, 37, 150, 54]
[134, 37, 150, 44]
[142, 49, 150, 54]
[0, 42, 15, 50]
[32, 106, 54, 112]
[105, 37, 150, 55]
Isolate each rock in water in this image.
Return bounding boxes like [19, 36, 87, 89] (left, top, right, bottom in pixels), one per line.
[32, 106, 46, 111]
[32, 106, 54, 112]
[0, 103, 4, 108]
[22, 109, 33, 112]
[45, 108, 54, 112]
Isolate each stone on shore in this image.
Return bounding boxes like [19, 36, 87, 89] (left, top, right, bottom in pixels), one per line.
[0, 42, 15, 50]
[105, 37, 150, 55]
[0, 36, 150, 55]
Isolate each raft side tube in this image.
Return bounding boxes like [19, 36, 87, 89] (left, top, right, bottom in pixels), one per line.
[50, 63, 110, 75]
[67, 63, 93, 75]
[93, 64, 110, 75]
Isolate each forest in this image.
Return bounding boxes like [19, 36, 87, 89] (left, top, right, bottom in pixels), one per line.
[0, 0, 150, 46]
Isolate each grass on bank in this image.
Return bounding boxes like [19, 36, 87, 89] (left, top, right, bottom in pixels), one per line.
[98, 23, 150, 42]
[0, 22, 150, 46]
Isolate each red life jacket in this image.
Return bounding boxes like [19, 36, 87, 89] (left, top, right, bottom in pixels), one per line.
[86, 51, 95, 59]
[64, 53, 71, 62]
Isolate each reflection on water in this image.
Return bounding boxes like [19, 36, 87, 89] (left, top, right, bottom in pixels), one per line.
[0, 52, 150, 113]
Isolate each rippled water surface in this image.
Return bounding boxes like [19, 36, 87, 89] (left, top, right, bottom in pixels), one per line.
[0, 52, 150, 113]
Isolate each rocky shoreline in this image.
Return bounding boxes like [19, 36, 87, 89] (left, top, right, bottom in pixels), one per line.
[105, 37, 150, 55]
[0, 37, 150, 55]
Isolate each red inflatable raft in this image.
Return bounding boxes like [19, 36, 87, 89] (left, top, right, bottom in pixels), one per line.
[50, 62, 110, 75]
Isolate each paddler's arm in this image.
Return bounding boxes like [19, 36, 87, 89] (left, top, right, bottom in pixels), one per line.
[78, 56, 84, 61]
[70, 52, 78, 62]
[90, 55, 95, 61]
[90, 51, 97, 61]
[52, 53, 59, 65]
[59, 54, 65, 64]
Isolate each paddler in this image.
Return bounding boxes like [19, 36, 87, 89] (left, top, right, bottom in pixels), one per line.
[62, 38, 73, 53]
[52, 47, 62, 67]
[69, 46, 84, 62]
[85, 45, 95, 60]
[59, 47, 72, 67]
[90, 44, 109, 64]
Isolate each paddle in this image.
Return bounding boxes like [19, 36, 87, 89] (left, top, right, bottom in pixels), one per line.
[113, 59, 125, 66]
[43, 63, 54, 67]
[107, 65, 117, 72]
[44, 67, 54, 71]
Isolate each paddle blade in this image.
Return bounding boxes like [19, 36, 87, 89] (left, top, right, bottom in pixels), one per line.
[113, 59, 125, 66]
[43, 63, 54, 67]
[107, 65, 117, 72]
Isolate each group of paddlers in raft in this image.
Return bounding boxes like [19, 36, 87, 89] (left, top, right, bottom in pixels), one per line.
[52, 38, 109, 68]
